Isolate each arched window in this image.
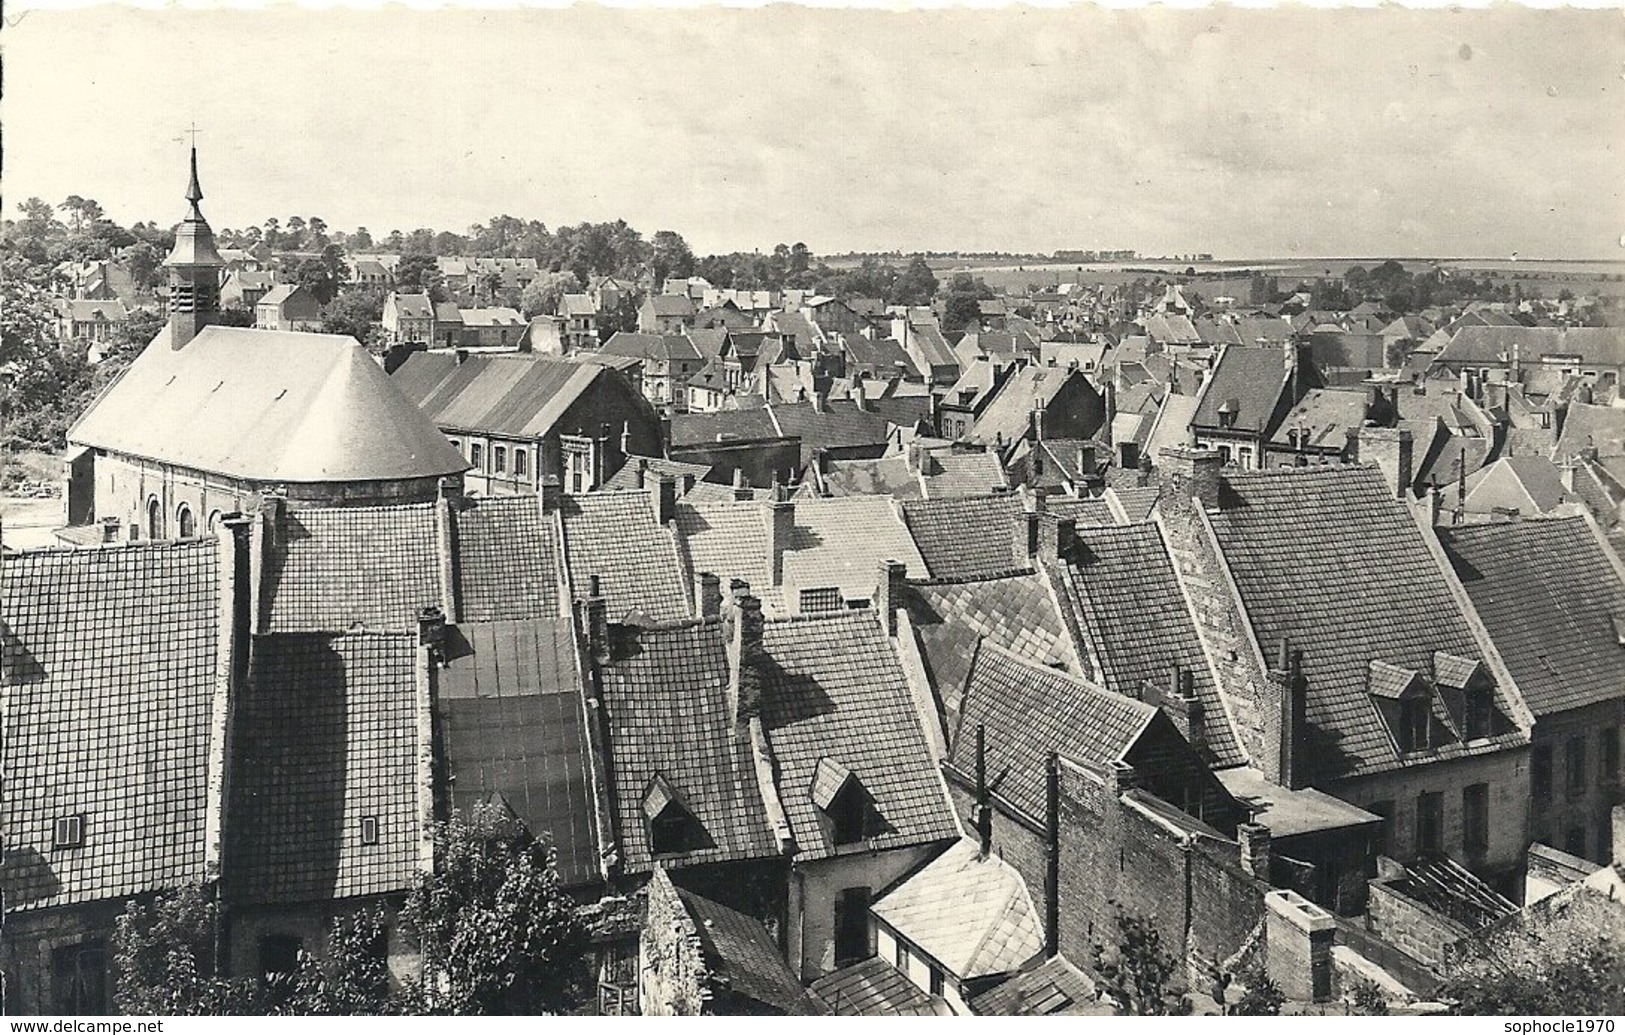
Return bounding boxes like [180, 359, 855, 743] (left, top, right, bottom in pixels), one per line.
[176, 504, 196, 539]
[147, 497, 163, 540]
[207, 510, 222, 533]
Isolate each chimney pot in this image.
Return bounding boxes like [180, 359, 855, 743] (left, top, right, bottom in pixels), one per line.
[696, 571, 723, 619]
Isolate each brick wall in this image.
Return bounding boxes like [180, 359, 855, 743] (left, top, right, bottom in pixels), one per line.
[638, 868, 710, 1016]
[1365, 880, 1470, 970]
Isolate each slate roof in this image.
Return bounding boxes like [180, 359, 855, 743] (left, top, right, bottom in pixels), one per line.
[758, 611, 960, 861]
[1, 541, 219, 912]
[900, 494, 1025, 580]
[1556, 402, 1625, 460]
[644, 295, 696, 318]
[952, 641, 1156, 821]
[596, 620, 780, 873]
[1055, 524, 1246, 767]
[1044, 495, 1118, 527]
[390, 351, 611, 439]
[903, 572, 1083, 725]
[823, 454, 921, 499]
[603, 454, 713, 492]
[675, 496, 926, 616]
[1109, 485, 1162, 523]
[809, 958, 946, 1016]
[769, 401, 893, 465]
[969, 955, 1106, 1016]
[390, 292, 434, 321]
[71, 326, 468, 483]
[1206, 465, 1528, 778]
[435, 617, 598, 887]
[602, 331, 701, 363]
[967, 366, 1093, 449]
[1436, 326, 1625, 369]
[875, 838, 1043, 980]
[453, 495, 562, 622]
[1441, 516, 1625, 717]
[671, 407, 782, 446]
[262, 503, 442, 633]
[1192, 343, 1296, 432]
[560, 491, 691, 623]
[1269, 388, 1370, 450]
[921, 451, 1008, 499]
[1462, 456, 1569, 516]
[675, 886, 815, 1013]
[228, 631, 422, 905]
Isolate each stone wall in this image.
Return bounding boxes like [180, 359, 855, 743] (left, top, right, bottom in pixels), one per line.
[638, 868, 709, 1017]
[1365, 879, 1470, 971]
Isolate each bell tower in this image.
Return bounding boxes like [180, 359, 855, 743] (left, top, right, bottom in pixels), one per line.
[165, 145, 224, 349]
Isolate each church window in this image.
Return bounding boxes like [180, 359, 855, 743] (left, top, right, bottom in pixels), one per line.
[513, 449, 528, 477]
[176, 504, 196, 539]
[147, 497, 163, 540]
[493, 446, 507, 474]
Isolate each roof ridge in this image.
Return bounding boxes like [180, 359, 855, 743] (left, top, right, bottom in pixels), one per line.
[1, 536, 221, 560]
[960, 852, 1031, 976]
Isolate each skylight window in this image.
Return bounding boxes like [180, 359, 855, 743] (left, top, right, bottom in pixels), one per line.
[360, 816, 379, 846]
[53, 814, 85, 850]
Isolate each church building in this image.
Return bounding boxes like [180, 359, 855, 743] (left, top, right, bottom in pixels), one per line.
[61, 151, 469, 542]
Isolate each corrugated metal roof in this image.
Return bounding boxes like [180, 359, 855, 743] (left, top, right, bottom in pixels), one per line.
[70, 326, 468, 483]
[391, 351, 604, 439]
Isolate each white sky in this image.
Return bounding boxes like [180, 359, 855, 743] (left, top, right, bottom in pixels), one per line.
[2, 4, 1622, 258]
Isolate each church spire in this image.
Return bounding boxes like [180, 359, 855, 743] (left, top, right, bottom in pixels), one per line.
[165, 142, 223, 349]
[185, 145, 204, 216]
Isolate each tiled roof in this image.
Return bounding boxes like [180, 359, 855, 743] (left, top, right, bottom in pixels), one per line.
[967, 367, 1095, 449]
[2, 542, 219, 911]
[809, 958, 946, 1016]
[1269, 388, 1369, 450]
[900, 495, 1025, 580]
[1192, 344, 1294, 432]
[953, 641, 1155, 820]
[262, 503, 441, 633]
[560, 491, 691, 623]
[1556, 402, 1625, 460]
[921, 451, 1008, 499]
[769, 401, 892, 465]
[604, 454, 713, 492]
[1108, 485, 1162, 523]
[390, 351, 609, 440]
[1437, 326, 1625, 369]
[903, 572, 1083, 725]
[670, 407, 782, 446]
[969, 955, 1105, 1016]
[1044, 496, 1117, 527]
[823, 454, 922, 499]
[676, 886, 818, 1013]
[1206, 465, 1527, 778]
[436, 617, 598, 887]
[873, 839, 1043, 980]
[759, 612, 959, 861]
[1055, 524, 1245, 767]
[601, 331, 700, 362]
[453, 495, 562, 622]
[70, 327, 468, 483]
[596, 620, 779, 873]
[1441, 516, 1625, 716]
[228, 632, 422, 905]
[675, 497, 926, 617]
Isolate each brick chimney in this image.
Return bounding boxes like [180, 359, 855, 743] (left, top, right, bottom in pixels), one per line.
[1038, 514, 1076, 564]
[1267, 637, 1310, 790]
[729, 593, 767, 724]
[1612, 804, 1625, 866]
[635, 458, 649, 489]
[765, 498, 795, 586]
[655, 474, 677, 526]
[417, 604, 447, 667]
[1357, 426, 1414, 499]
[695, 571, 722, 620]
[1160, 665, 1206, 750]
[1238, 822, 1272, 880]
[585, 575, 609, 665]
[1157, 445, 1221, 514]
[539, 474, 563, 513]
[875, 558, 906, 636]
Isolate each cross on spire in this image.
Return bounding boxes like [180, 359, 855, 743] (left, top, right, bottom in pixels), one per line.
[184, 126, 204, 211]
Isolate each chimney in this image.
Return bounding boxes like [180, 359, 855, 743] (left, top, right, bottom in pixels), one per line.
[875, 558, 906, 636]
[974, 724, 994, 858]
[539, 474, 563, 513]
[731, 593, 766, 723]
[100, 516, 121, 544]
[1039, 515, 1076, 564]
[1268, 637, 1310, 790]
[1238, 822, 1273, 880]
[455, 348, 469, 366]
[1119, 440, 1141, 472]
[417, 604, 447, 667]
[765, 498, 795, 586]
[635, 458, 649, 489]
[1427, 482, 1444, 527]
[681, 472, 696, 495]
[1160, 665, 1206, 750]
[813, 385, 828, 413]
[732, 467, 752, 502]
[1044, 751, 1061, 958]
[655, 474, 677, 525]
[1076, 443, 1098, 478]
[1025, 510, 1041, 559]
[728, 577, 751, 605]
[853, 379, 868, 412]
[1356, 426, 1414, 499]
[1612, 804, 1625, 865]
[586, 575, 609, 664]
[695, 571, 722, 620]
[1157, 445, 1221, 513]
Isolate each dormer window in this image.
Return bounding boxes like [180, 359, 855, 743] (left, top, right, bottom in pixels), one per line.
[54, 814, 85, 850]
[1368, 660, 1434, 753]
[811, 757, 879, 846]
[1433, 651, 1494, 741]
[1401, 697, 1432, 752]
[643, 774, 703, 856]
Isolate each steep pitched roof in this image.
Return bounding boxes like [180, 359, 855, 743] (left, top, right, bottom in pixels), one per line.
[758, 612, 959, 861]
[1055, 524, 1245, 766]
[435, 617, 598, 887]
[1462, 456, 1570, 516]
[952, 641, 1156, 820]
[596, 620, 780, 872]
[262, 503, 442, 633]
[675, 885, 815, 1013]
[670, 407, 782, 445]
[2, 541, 220, 912]
[390, 351, 612, 439]
[903, 571, 1083, 729]
[601, 331, 702, 362]
[1192, 343, 1297, 433]
[560, 491, 690, 623]
[1440, 516, 1625, 716]
[1438, 326, 1625, 369]
[1206, 465, 1528, 778]
[71, 327, 469, 483]
[899, 494, 1025, 580]
[675, 497, 926, 616]
[966, 366, 1094, 449]
[874, 839, 1043, 980]
[1556, 402, 1625, 460]
[921, 450, 1008, 499]
[970, 955, 1105, 1016]
[453, 495, 563, 622]
[603, 454, 713, 492]
[769, 401, 893, 464]
[228, 631, 423, 905]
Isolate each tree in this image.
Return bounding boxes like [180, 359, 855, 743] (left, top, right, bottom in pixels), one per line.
[598, 290, 642, 342]
[293, 256, 341, 306]
[1230, 967, 1284, 1015]
[941, 294, 983, 335]
[349, 227, 375, 251]
[520, 271, 583, 319]
[1090, 907, 1191, 1016]
[1438, 942, 1624, 1015]
[112, 884, 262, 1015]
[279, 908, 411, 1016]
[322, 287, 387, 349]
[889, 256, 939, 307]
[650, 230, 695, 287]
[401, 807, 590, 1015]
[393, 253, 445, 302]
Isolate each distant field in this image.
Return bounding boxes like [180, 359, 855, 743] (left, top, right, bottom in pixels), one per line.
[1, 496, 63, 551]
